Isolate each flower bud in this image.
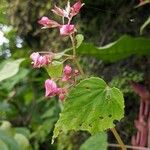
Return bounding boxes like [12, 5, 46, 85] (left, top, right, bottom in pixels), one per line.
[64, 65, 72, 75]
[59, 94, 65, 101]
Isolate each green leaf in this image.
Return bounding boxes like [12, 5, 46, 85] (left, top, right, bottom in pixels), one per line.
[14, 133, 30, 150]
[76, 34, 84, 48]
[0, 139, 9, 150]
[0, 130, 19, 150]
[0, 58, 25, 82]
[80, 132, 108, 150]
[45, 61, 63, 78]
[15, 128, 30, 139]
[0, 68, 29, 91]
[52, 77, 124, 142]
[0, 121, 11, 131]
[41, 107, 56, 119]
[140, 16, 150, 34]
[76, 35, 150, 62]
[0, 101, 11, 114]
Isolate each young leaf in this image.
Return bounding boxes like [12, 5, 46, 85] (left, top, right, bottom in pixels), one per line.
[80, 132, 108, 150]
[0, 58, 25, 82]
[45, 61, 63, 78]
[76, 35, 150, 62]
[52, 77, 124, 142]
[76, 34, 84, 48]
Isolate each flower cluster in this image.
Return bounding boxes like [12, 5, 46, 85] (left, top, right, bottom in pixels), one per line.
[45, 79, 67, 101]
[62, 65, 79, 82]
[44, 65, 79, 101]
[30, 52, 79, 100]
[30, 1, 83, 101]
[30, 52, 53, 68]
[38, 1, 84, 36]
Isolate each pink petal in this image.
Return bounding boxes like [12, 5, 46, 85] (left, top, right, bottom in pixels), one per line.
[52, 5, 66, 17]
[30, 52, 40, 68]
[30, 52, 40, 62]
[38, 16, 60, 28]
[71, 1, 84, 17]
[59, 24, 75, 36]
[45, 79, 58, 97]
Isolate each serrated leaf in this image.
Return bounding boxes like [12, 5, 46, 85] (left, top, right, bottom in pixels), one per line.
[45, 61, 63, 78]
[0, 58, 25, 82]
[0, 130, 19, 150]
[76, 34, 84, 48]
[80, 132, 108, 150]
[52, 77, 124, 142]
[76, 35, 150, 62]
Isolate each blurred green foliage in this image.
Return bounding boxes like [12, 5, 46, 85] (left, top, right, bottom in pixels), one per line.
[80, 132, 107, 150]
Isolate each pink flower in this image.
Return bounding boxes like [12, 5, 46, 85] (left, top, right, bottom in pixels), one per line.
[52, 1, 71, 18]
[59, 24, 75, 36]
[52, 5, 67, 18]
[62, 65, 72, 81]
[30, 52, 52, 68]
[45, 79, 58, 97]
[42, 55, 52, 65]
[70, 1, 84, 17]
[51, 1, 84, 18]
[38, 16, 60, 28]
[64, 65, 72, 75]
[30, 52, 40, 68]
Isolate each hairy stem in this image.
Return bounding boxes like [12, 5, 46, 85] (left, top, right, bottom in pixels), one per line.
[69, 34, 85, 77]
[111, 128, 127, 150]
